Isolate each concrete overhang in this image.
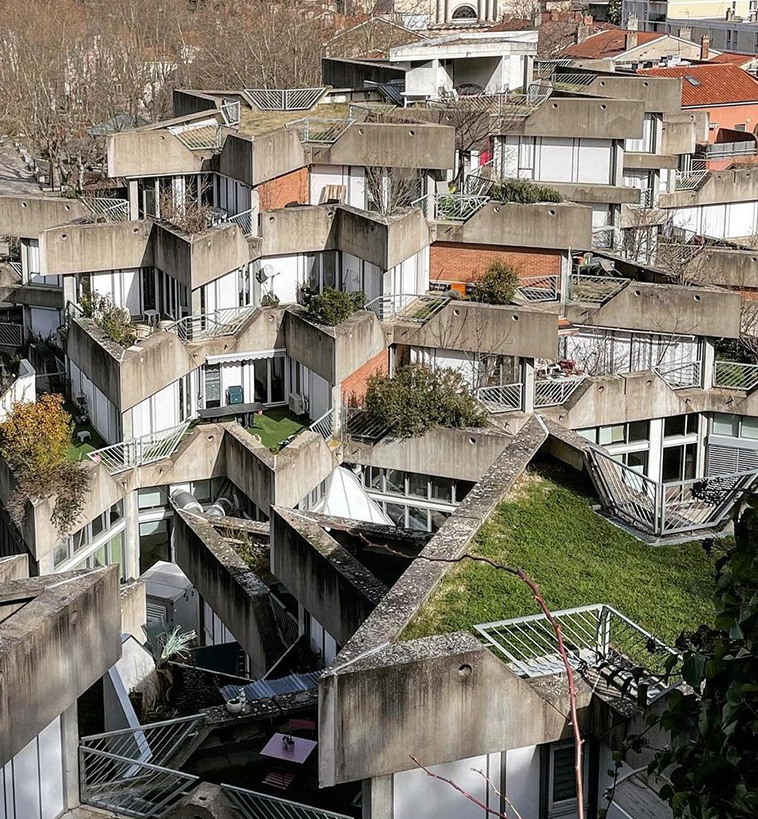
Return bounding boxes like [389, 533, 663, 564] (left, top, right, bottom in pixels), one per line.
[283, 308, 387, 385]
[558, 72, 681, 114]
[430, 200, 592, 250]
[546, 181, 641, 205]
[107, 125, 209, 178]
[389, 30, 538, 62]
[691, 246, 758, 289]
[658, 167, 758, 208]
[215, 128, 308, 188]
[392, 300, 560, 360]
[0, 567, 121, 765]
[496, 96, 645, 140]
[565, 281, 743, 338]
[623, 151, 680, 170]
[0, 195, 90, 238]
[308, 121, 456, 171]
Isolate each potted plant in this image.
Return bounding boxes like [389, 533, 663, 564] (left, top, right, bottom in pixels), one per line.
[225, 697, 245, 715]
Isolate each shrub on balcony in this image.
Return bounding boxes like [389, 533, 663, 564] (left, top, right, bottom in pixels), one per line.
[0, 393, 90, 533]
[307, 288, 365, 326]
[490, 178, 563, 204]
[470, 259, 520, 305]
[80, 292, 136, 347]
[365, 363, 487, 437]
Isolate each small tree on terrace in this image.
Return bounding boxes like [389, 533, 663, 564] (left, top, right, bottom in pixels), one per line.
[470, 259, 521, 305]
[0, 394, 90, 533]
[364, 363, 488, 437]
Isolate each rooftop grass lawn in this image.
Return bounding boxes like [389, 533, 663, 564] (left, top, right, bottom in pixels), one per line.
[246, 407, 305, 451]
[66, 421, 107, 461]
[405, 461, 721, 645]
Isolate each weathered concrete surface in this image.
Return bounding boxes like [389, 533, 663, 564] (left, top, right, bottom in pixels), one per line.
[0, 555, 28, 584]
[0, 194, 89, 237]
[659, 166, 758, 208]
[392, 300, 559, 360]
[570, 72, 681, 113]
[0, 144, 42, 196]
[0, 567, 121, 764]
[271, 508, 387, 647]
[173, 511, 283, 677]
[107, 127, 206, 178]
[164, 782, 239, 819]
[343, 426, 511, 483]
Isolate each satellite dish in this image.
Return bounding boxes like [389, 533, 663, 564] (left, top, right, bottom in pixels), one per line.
[256, 264, 276, 284]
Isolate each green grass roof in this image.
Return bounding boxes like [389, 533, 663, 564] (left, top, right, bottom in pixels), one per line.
[405, 461, 721, 645]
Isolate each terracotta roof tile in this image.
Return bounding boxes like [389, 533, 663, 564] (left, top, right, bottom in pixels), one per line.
[559, 29, 664, 59]
[639, 63, 758, 106]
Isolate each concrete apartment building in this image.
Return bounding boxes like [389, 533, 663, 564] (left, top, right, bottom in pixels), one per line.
[2, 28, 758, 819]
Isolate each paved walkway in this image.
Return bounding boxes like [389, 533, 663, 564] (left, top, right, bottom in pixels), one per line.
[0, 140, 42, 195]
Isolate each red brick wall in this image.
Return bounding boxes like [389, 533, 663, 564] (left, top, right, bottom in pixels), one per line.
[430, 242, 562, 285]
[341, 349, 389, 407]
[256, 167, 309, 211]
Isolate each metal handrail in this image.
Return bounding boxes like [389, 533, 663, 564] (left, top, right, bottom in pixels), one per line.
[223, 783, 353, 819]
[713, 360, 758, 392]
[364, 293, 449, 323]
[166, 305, 257, 343]
[82, 196, 130, 222]
[414, 192, 490, 221]
[228, 208, 254, 236]
[673, 169, 708, 191]
[87, 422, 190, 475]
[0, 320, 24, 347]
[514, 274, 560, 303]
[309, 408, 334, 440]
[474, 383, 523, 413]
[568, 274, 629, 304]
[653, 359, 702, 389]
[285, 118, 354, 144]
[534, 374, 585, 408]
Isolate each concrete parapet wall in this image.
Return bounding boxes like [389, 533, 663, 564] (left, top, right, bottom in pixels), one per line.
[107, 129, 205, 178]
[0, 555, 28, 583]
[0, 195, 89, 238]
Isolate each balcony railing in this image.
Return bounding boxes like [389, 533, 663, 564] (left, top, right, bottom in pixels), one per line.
[221, 100, 241, 126]
[0, 320, 24, 348]
[588, 445, 757, 536]
[514, 274, 560, 303]
[364, 293, 449, 323]
[534, 375, 585, 408]
[653, 359, 702, 389]
[476, 604, 679, 705]
[229, 208, 254, 236]
[247, 87, 327, 111]
[223, 785, 353, 819]
[7, 260, 22, 277]
[474, 383, 523, 413]
[285, 118, 354, 144]
[414, 193, 490, 221]
[82, 196, 130, 222]
[713, 360, 758, 392]
[703, 140, 757, 159]
[568, 274, 629, 304]
[590, 225, 622, 250]
[673, 170, 708, 191]
[87, 423, 190, 474]
[309, 407, 335, 440]
[166, 306, 257, 343]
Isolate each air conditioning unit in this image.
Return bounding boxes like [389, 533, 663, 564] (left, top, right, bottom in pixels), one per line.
[288, 392, 308, 415]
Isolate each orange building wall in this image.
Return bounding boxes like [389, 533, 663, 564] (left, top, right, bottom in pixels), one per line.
[430, 242, 562, 285]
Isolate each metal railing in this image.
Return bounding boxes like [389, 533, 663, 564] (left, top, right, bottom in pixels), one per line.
[343, 405, 393, 442]
[414, 193, 490, 221]
[568, 274, 629, 304]
[82, 196, 130, 222]
[364, 293, 449, 323]
[0, 320, 24, 347]
[463, 172, 494, 197]
[703, 140, 757, 159]
[713, 360, 758, 392]
[309, 408, 334, 440]
[221, 100, 241, 126]
[590, 225, 622, 250]
[534, 375, 585, 408]
[247, 88, 327, 111]
[653, 359, 702, 389]
[228, 208, 254, 236]
[514, 274, 560, 303]
[223, 784, 353, 819]
[476, 604, 679, 704]
[474, 383, 523, 413]
[80, 715, 205, 768]
[79, 747, 198, 818]
[285, 118, 353, 144]
[87, 423, 190, 474]
[166, 306, 257, 343]
[7, 260, 22, 277]
[588, 445, 757, 536]
[673, 169, 708, 191]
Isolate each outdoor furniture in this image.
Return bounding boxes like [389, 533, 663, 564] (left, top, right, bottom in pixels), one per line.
[77, 430, 91, 443]
[198, 401, 262, 428]
[260, 732, 317, 765]
[226, 385, 244, 405]
[262, 768, 296, 790]
[288, 718, 316, 736]
[143, 309, 160, 327]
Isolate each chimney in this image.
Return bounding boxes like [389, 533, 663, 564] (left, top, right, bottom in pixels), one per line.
[700, 34, 710, 59]
[726, 8, 734, 20]
[678, 25, 692, 40]
[626, 29, 639, 50]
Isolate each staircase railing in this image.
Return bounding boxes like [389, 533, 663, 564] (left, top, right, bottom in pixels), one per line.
[82, 196, 130, 222]
[568, 274, 628, 304]
[87, 423, 190, 475]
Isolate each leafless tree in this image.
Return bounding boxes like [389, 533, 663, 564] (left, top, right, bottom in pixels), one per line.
[365, 164, 423, 215]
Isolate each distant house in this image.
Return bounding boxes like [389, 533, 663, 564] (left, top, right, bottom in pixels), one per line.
[641, 62, 758, 139]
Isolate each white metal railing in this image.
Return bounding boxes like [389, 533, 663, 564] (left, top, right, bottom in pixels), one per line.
[247, 88, 327, 111]
[223, 784, 353, 819]
[653, 359, 702, 389]
[285, 118, 353, 144]
[0, 320, 24, 347]
[514, 274, 560, 303]
[414, 193, 490, 221]
[166, 306, 257, 343]
[309, 408, 334, 440]
[568, 274, 629, 304]
[7, 260, 22, 277]
[534, 375, 585, 408]
[589, 445, 758, 536]
[590, 225, 622, 250]
[463, 172, 494, 197]
[228, 208, 254, 236]
[713, 360, 758, 392]
[221, 100, 241, 126]
[703, 140, 757, 159]
[82, 196, 130, 222]
[87, 423, 189, 474]
[476, 604, 679, 704]
[674, 170, 708, 191]
[474, 383, 523, 413]
[364, 293, 449, 323]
